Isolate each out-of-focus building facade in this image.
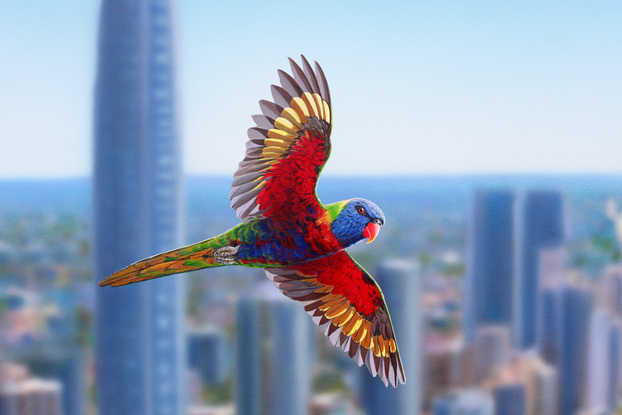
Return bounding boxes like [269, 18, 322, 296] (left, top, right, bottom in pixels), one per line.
[465, 191, 516, 342]
[514, 191, 566, 350]
[0, 364, 63, 415]
[235, 281, 314, 415]
[93, 0, 186, 414]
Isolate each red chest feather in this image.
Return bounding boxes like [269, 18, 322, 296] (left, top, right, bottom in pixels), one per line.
[294, 253, 383, 317]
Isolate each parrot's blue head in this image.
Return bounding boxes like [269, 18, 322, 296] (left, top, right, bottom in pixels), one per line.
[330, 198, 385, 248]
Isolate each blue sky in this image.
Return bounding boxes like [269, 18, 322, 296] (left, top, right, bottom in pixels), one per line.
[1, 1, 621, 178]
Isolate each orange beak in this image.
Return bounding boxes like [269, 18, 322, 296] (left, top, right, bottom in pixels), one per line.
[363, 222, 381, 244]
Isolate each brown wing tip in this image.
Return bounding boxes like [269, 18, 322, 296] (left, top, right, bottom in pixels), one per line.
[98, 266, 143, 287]
[266, 266, 406, 388]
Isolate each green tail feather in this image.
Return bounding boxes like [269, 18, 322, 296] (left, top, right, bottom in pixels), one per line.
[98, 229, 239, 287]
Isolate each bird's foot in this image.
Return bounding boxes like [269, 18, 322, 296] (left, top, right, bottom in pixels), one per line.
[214, 245, 240, 265]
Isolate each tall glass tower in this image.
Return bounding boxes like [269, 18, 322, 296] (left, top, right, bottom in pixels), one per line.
[235, 281, 314, 415]
[514, 190, 565, 350]
[464, 190, 516, 342]
[93, 1, 185, 414]
[557, 285, 593, 415]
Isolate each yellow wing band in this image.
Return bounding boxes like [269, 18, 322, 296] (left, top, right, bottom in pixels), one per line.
[316, 287, 395, 359]
[261, 92, 330, 160]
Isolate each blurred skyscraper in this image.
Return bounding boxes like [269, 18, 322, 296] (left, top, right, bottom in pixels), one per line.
[531, 362, 558, 415]
[597, 264, 622, 317]
[493, 383, 526, 415]
[93, 0, 185, 414]
[586, 309, 621, 414]
[360, 259, 422, 414]
[557, 285, 594, 415]
[465, 190, 515, 342]
[235, 281, 314, 415]
[538, 288, 561, 366]
[514, 191, 565, 350]
[188, 326, 228, 385]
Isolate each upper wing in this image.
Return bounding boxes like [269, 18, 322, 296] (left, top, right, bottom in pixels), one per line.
[229, 55, 332, 221]
[265, 251, 406, 387]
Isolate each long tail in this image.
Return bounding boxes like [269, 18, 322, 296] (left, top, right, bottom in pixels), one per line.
[98, 234, 237, 287]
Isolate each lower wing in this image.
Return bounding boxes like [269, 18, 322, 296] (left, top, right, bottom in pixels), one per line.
[265, 250, 405, 387]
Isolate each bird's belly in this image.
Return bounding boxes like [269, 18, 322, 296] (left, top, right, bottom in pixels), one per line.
[231, 217, 341, 267]
[237, 234, 316, 266]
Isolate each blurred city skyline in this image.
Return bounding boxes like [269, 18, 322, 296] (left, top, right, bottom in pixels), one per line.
[4, 175, 622, 414]
[1, 1, 622, 178]
[3, 1, 622, 414]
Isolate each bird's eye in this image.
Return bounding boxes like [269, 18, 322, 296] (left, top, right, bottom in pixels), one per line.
[356, 205, 366, 215]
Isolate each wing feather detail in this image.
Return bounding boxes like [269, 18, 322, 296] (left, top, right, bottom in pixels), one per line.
[251, 114, 275, 130]
[301, 56, 322, 95]
[278, 69, 305, 98]
[230, 55, 332, 222]
[259, 100, 282, 119]
[270, 85, 292, 109]
[288, 57, 315, 94]
[314, 61, 331, 109]
[265, 251, 406, 387]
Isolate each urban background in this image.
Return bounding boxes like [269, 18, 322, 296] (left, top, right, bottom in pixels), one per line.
[1, 1, 621, 415]
[4, 174, 622, 415]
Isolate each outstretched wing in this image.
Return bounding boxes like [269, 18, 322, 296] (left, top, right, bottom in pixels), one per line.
[229, 55, 332, 221]
[265, 251, 406, 387]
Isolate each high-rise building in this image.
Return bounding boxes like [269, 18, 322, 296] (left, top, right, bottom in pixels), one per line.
[188, 326, 228, 385]
[607, 319, 621, 412]
[587, 309, 621, 414]
[493, 382, 526, 415]
[464, 190, 516, 342]
[235, 281, 314, 415]
[93, 1, 185, 414]
[596, 264, 622, 316]
[360, 259, 422, 415]
[557, 284, 594, 415]
[514, 191, 565, 350]
[531, 361, 558, 415]
[538, 288, 561, 365]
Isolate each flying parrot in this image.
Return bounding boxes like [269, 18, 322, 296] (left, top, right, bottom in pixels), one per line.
[99, 56, 406, 387]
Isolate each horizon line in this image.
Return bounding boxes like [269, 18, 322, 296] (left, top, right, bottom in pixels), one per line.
[2, 171, 622, 181]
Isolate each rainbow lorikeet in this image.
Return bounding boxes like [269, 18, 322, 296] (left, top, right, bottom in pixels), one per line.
[99, 56, 405, 387]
